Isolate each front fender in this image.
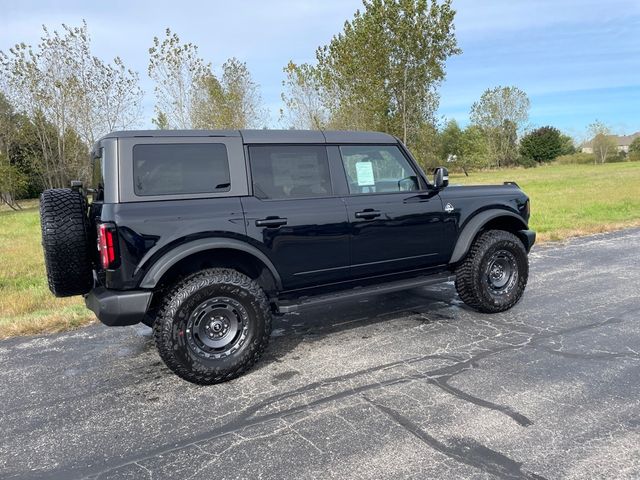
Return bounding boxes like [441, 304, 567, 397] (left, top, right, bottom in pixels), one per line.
[449, 210, 529, 264]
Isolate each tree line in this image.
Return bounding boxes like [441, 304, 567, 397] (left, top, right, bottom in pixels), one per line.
[0, 0, 631, 208]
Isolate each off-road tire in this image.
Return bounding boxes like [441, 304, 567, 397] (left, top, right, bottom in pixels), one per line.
[153, 268, 272, 385]
[455, 230, 528, 313]
[39, 188, 94, 297]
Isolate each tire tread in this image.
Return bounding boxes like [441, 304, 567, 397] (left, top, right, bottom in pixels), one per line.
[455, 230, 528, 313]
[153, 268, 272, 385]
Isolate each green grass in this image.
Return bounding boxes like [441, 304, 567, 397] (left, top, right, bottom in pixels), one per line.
[451, 161, 640, 241]
[1, 161, 639, 338]
[0, 199, 93, 338]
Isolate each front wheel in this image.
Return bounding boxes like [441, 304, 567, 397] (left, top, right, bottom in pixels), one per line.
[153, 268, 272, 385]
[455, 230, 529, 313]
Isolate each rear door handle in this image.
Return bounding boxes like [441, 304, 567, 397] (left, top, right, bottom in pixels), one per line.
[355, 209, 381, 219]
[255, 216, 288, 228]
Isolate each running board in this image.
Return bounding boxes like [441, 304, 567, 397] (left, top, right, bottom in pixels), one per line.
[277, 272, 454, 314]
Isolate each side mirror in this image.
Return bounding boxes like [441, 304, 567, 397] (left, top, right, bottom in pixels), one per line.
[433, 167, 449, 189]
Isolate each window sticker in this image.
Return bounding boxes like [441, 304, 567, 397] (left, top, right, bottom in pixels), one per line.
[355, 161, 375, 186]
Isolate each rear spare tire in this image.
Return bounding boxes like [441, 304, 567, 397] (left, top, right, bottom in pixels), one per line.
[40, 188, 94, 297]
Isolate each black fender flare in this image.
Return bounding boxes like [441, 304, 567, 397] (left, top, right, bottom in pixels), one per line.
[139, 238, 282, 289]
[449, 210, 528, 264]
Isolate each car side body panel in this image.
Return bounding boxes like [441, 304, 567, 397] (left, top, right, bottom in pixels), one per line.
[97, 198, 247, 290]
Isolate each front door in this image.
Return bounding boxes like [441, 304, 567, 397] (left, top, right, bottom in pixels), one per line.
[242, 144, 350, 290]
[338, 144, 446, 278]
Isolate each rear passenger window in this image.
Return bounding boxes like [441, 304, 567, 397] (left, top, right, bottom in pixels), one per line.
[340, 145, 420, 194]
[133, 143, 230, 196]
[249, 145, 332, 200]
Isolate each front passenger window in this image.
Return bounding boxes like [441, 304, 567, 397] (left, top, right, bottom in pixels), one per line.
[340, 145, 420, 194]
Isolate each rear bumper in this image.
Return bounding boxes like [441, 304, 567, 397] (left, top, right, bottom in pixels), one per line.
[85, 287, 152, 326]
[518, 229, 536, 252]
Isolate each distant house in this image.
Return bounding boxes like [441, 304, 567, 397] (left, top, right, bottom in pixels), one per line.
[581, 132, 640, 154]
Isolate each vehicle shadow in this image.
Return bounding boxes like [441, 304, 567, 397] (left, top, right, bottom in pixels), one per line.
[255, 283, 460, 372]
[125, 283, 461, 384]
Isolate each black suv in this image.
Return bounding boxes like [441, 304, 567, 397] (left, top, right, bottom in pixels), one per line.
[40, 130, 535, 384]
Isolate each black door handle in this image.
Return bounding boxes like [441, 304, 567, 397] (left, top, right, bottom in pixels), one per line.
[355, 209, 381, 219]
[255, 217, 288, 227]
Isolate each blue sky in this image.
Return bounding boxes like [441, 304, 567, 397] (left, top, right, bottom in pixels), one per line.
[1, 0, 639, 141]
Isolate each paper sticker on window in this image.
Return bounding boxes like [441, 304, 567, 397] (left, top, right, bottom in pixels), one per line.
[355, 162, 375, 186]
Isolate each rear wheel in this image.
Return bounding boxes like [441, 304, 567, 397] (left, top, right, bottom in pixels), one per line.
[153, 268, 272, 385]
[455, 230, 529, 313]
[39, 188, 94, 297]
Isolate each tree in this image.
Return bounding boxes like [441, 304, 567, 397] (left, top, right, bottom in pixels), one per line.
[280, 61, 328, 129]
[1, 21, 142, 188]
[0, 93, 27, 208]
[194, 58, 267, 129]
[627, 136, 640, 162]
[149, 30, 266, 130]
[281, 0, 460, 147]
[148, 28, 211, 129]
[410, 121, 441, 170]
[559, 133, 576, 156]
[459, 124, 490, 173]
[152, 111, 169, 129]
[519, 126, 563, 164]
[588, 121, 616, 164]
[439, 119, 462, 160]
[430, 119, 490, 175]
[469, 86, 530, 167]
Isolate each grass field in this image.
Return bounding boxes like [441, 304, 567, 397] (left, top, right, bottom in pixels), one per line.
[452, 161, 640, 242]
[1, 161, 639, 338]
[0, 200, 93, 339]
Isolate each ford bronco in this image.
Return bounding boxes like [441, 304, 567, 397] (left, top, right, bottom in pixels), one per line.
[40, 130, 535, 384]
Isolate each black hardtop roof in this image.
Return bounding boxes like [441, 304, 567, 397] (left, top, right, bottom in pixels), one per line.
[99, 129, 398, 144]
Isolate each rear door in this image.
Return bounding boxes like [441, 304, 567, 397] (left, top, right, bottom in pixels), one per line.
[242, 144, 350, 290]
[338, 144, 446, 278]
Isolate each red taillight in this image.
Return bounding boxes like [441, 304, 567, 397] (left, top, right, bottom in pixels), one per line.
[97, 223, 116, 269]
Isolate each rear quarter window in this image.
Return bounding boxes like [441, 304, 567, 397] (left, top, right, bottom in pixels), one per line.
[133, 143, 230, 196]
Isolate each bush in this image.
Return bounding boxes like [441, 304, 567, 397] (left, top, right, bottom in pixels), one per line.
[516, 156, 538, 168]
[520, 126, 563, 163]
[607, 151, 627, 163]
[554, 152, 596, 165]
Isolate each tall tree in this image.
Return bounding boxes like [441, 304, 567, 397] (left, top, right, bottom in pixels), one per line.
[1, 21, 142, 188]
[281, 0, 460, 146]
[588, 120, 616, 164]
[194, 58, 267, 129]
[469, 86, 530, 167]
[280, 61, 328, 130]
[148, 29, 211, 129]
[460, 124, 490, 172]
[519, 126, 563, 164]
[439, 119, 463, 162]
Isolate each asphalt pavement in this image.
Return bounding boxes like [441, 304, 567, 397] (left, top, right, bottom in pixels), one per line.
[1, 228, 639, 480]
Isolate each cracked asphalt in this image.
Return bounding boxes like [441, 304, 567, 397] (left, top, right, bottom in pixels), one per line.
[1, 228, 639, 480]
